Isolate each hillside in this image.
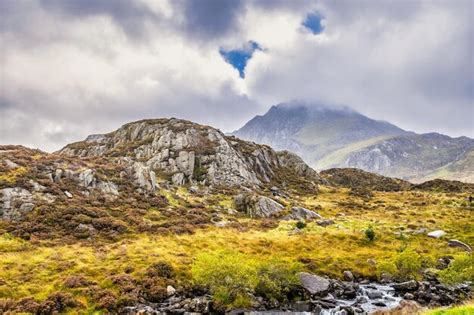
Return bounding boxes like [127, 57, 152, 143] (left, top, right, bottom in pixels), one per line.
[0, 119, 472, 314]
[233, 103, 474, 183]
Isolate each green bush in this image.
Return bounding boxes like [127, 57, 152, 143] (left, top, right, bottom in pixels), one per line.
[192, 250, 257, 308]
[394, 248, 423, 280]
[295, 221, 306, 229]
[365, 226, 376, 242]
[438, 254, 473, 285]
[192, 251, 303, 308]
[255, 261, 302, 303]
[377, 248, 424, 281]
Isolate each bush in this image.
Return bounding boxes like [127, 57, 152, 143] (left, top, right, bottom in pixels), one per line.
[192, 250, 257, 308]
[365, 226, 376, 242]
[192, 251, 302, 308]
[438, 254, 473, 285]
[295, 221, 306, 229]
[394, 248, 423, 280]
[377, 248, 423, 281]
[255, 261, 302, 303]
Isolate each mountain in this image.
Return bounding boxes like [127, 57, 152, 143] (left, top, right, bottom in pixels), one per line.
[233, 102, 474, 183]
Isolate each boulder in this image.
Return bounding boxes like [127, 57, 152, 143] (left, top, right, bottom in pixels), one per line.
[234, 194, 284, 218]
[392, 280, 418, 292]
[166, 285, 176, 297]
[1, 187, 34, 220]
[298, 272, 330, 296]
[427, 230, 446, 239]
[316, 219, 335, 227]
[283, 206, 322, 221]
[447, 239, 472, 253]
[343, 270, 354, 282]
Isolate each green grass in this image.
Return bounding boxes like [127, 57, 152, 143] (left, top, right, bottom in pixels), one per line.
[423, 303, 474, 315]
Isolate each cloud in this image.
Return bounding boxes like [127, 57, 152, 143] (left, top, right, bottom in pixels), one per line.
[244, 0, 474, 137]
[0, 0, 472, 153]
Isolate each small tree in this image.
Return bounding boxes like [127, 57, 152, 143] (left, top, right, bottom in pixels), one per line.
[365, 225, 376, 242]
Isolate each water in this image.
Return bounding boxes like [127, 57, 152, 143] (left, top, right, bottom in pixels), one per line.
[247, 283, 403, 315]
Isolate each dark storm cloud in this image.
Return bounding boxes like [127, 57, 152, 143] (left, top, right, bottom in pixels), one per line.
[180, 0, 245, 40]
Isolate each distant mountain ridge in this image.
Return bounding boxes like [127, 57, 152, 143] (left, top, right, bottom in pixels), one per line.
[233, 102, 474, 183]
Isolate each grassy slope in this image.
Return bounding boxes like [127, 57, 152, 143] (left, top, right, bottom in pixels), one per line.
[417, 150, 474, 184]
[1, 186, 473, 313]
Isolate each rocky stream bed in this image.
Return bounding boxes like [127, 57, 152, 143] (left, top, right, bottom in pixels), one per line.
[122, 272, 471, 315]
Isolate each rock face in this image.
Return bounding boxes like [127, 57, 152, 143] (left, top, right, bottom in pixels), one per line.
[234, 194, 284, 218]
[0, 187, 34, 220]
[60, 118, 323, 188]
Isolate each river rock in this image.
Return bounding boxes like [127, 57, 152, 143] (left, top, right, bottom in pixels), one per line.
[343, 270, 354, 282]
[392, 280, 419, 292]
[298, 272, 330, 296]
[427, 230, 446, 239]
[447, 239, 472, 252]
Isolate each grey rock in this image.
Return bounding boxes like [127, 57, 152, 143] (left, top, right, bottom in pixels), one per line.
[172, 173, 186, 186]
[392, 280, 419, 292]
[447, 239, 472, 253]
[234, 194, 284, 218]
[166, 285, 176, 297]
[4, 159, 19, 169]
[343, 270, 354, 282]
[283, 206, 322, 221]
[367, 291, 383, 299]
[1, 187, 34, 220]
[316, 219, 335, 227]
[298, 272, 330, 296]
[427, 230, 446, 239]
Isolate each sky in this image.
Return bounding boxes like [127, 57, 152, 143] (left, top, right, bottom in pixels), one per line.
[0, 0, 473, 152]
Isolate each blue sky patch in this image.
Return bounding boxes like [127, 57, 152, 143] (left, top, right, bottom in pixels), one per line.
[220, 41, 262, 78]
[303, 12, 324, 34]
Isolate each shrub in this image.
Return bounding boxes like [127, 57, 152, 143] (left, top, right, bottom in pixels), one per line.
[394, 248, 423, 280]
[438, 254, 473, 285]
[146, 261, 175, 279]
[192, 250, 257, 308]
[377, 249, 424, 281]
[255, 261, 302, 303]
[295, 221, 306, 229]
[365, 226, 376, 242]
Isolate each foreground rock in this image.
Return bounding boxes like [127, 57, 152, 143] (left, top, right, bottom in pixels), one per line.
[298, 272, 330, 296]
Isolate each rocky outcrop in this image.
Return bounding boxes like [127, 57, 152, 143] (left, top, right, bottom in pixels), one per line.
[1, 187, 34, 220]
[59, 118, 323, 189]
[234, 193, 284, 218]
